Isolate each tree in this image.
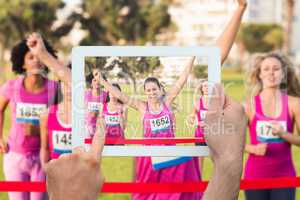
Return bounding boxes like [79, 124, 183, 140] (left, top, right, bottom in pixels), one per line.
[72, 0, 171, 45]
[0, 0, 76, 64]
[86, 56, 162, 92]
[85, 57, 111, 76]
[118, 57, 161, 92]
[192, 65, 207, 79]
[263, 28, 283, 50]
[237, 23, 283, 53]
[72, 0, 171, 91]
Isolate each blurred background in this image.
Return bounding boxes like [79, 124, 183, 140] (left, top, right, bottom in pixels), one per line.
[0, 1, 299, 200]
[0, 0, 299, 82]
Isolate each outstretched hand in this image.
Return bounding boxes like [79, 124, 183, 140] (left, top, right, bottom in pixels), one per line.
[45, 121, 105, 200]
[202, 83, 247, 200]
[237, 0, 247, 9]
[26, 33, 47, 57]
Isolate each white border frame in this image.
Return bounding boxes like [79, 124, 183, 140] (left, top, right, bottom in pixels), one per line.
[72, 46, 220, 156]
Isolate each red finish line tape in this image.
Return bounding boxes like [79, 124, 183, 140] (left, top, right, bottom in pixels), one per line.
[103, 177, 300, 193]
[0, 182, 45, 192]
[1, 177, 300, 192]
[85, 138, 206, 145]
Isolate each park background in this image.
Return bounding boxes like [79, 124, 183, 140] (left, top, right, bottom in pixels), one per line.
[0, 0, 300, 199]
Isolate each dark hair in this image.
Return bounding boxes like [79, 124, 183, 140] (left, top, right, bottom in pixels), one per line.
[106, 83, 123, 104]
[144, 76, 178, 111]
[86, 72, 107, 89]
[10, 38, 57, 74]
[67, 62, 72, 69]
[54, 82, 63, 105]
[144, 77, 161, 90]
[86, 73, 94, 88]
[144, 77, 167, 99]
[101, 73, 107, 81]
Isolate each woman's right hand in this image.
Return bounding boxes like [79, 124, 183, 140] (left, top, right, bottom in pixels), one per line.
[186, 114, 196, 127]
[252, 143, 267, 156]
[0, 138, 8, 153]
[237, 0, 247, 9]
[26, 33, 47, 57]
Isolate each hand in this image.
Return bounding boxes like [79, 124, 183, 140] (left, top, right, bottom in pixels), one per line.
[90, 111, 99, 119]
[186, 114, 196, 127]
[252, 143, 267, 156]
[202, 84, 247, 200]
[204, 84, 246, 162]
[237, 0, 247, 9]
[0, 138, 7, 153]
[198, 121, 205, 129]
[26, 32, 47, 57]
[23, 124, 40, 136]
[45, 122, 105, 200]
[270, 122, 285, 137]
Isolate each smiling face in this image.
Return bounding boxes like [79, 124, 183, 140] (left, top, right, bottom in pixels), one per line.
[259, 57, 284, 89]
[200, 81, 209, 95]
[23, 51, 44, 74]
[144, 81, 161, 101]
[91, 77, 100, 90]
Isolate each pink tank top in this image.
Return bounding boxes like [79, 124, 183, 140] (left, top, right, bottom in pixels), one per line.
[244, 93, 296, 179]
[47, 105, 72, 159]
[143, 102, 174, 138]
[85, 90, 107, 138]
[195, 97, 207, 137]
[0, 76, 57, 154]
[102, 103, 124, 139]
[133, 102, 202, 200]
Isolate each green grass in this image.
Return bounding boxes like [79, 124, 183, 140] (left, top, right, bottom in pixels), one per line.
[1, 69, 299, 199]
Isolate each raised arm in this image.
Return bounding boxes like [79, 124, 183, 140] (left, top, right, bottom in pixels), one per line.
[27, 33, 71, 87]
[121, 106, 128, 130]
[216, 0, 247, 65]
[165, 57, 195, 106]
[97, 74, 145, 112]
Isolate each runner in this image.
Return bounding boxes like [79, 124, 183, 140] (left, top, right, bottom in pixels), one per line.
[0, 36, 58, 200]
[102, 83, 127, 143]
[244, 53, 300, 200]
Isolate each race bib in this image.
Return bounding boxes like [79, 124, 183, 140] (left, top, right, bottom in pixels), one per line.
[150, 115, 171, 133]
[52, 131, 72, 153]
[256, 121, 286, 143]
[105, 115, 120, 126]
[196, 110, 207, 126]
[200, 110, 207, 120]
[16, 103, 46, 125]
[87, 102, 103, 112]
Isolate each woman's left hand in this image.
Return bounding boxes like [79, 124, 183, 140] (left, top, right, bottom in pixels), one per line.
[270, 122, 285, 137]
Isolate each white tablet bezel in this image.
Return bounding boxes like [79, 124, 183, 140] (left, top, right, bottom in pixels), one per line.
[72, 46, 221, 156]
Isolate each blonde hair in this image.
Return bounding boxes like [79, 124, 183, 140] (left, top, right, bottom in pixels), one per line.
[197, 79, 208, 96]
[247, 52, 300, 97]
